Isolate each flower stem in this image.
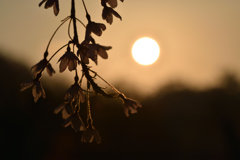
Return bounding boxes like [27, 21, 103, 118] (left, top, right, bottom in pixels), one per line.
[76, 18, 86, 28]
[46, 17, 69, 51]
[71, 0, 79, 44]
[37, 43, 68, 75]
[82, 0, 89, 16]
[87, 81, 92, 120]
[68, 18, 73, 40]
[89, 69, 121, 94]
[48, 44, 68, 62]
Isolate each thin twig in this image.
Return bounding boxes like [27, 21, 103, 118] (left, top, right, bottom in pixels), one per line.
[89, 69, 121, 94]
[68, 18, 73, 40]
[82, 0, 89, 15]
[46, 17, 70, 51]
[48, 44, 68, 62]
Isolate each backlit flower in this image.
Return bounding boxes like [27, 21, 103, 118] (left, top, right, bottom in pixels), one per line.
[31, 58, 55, 77]
[64, 82, 85, 104]
[88, 44, 112, 64]
[58, 50, 80, 73]
[81, 119, 101, 144]
[102, 5, 122, 24]
[39, 0, 59, 16]
[86, 21, 106, 37]
[77, 41, 90, 64]
[87, 48, 97, 64]
[119, 94, 142, 117]
[20, 74, 46, 103]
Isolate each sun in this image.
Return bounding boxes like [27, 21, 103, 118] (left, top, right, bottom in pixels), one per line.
[132, 37, 160, 65]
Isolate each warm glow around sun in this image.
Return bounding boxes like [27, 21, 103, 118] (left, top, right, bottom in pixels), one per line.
[132, 37, 160, 65]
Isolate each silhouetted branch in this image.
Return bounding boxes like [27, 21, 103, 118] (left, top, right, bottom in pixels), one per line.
[21, 0, 141, 144]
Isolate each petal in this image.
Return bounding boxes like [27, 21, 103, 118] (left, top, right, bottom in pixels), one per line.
[68, 60, 75, 71]
[100, 45, 112, 50]
[88, 44, 98, 50]
[98, 23, 106, 31]
[112, 9, 122, 20]
[94, 59, 98, 65]
[62, 107, 70, 119]
[53, 103, 64, 114]
[80, 52, 89, 64]
[57, 53, 65, 63]
[30, 59, 46, 77]
[59, 57, 68, 73]
[34, 95, 41, 103]
[53, 1, 59, 16]
[61, 115, 72, 127]
[134, 102, 142, 108]
[71, 115, 85, 132]
[90, 23, 102, 36]
[41, 86, 46, 99]
[46, 63, 55, 76]
[39, 0, 47, 7]
[92, 128, 101, 144]
[32, 85, 41, 102]
[132, 100, 142, 108]
[123, 107, 129, 117]
[78, 89, 85, 103]
[82, 128, 94, 143]
[20, 81, 34, 91]
[45, 0, 54, 9]
[98, 48, 108, 59]
[64, 85, 75, 102]
[65, 103, 74, 115]
[129, 107, 137, 114]
[85, 25, 91, 38]
[80, 124, 85, 131]
[107, 0, 118, 8]
[106, 14, 113, 25]
[88, 49, 97, 62]
[102, 7, 108, 20]
[30, 65, 38, 77]
[83, 57, 89, 64]
[64, 92, 70, 101]
[32, 85, 37, 97]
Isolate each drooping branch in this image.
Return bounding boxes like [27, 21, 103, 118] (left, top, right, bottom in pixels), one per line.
[21, 0, 142, 143]
[71, 0, 79, 44]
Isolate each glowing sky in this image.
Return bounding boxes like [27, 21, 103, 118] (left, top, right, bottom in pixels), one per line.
[1, 0, 240, 96]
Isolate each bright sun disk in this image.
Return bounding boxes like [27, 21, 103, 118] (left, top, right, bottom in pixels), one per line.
[132, 37, 160, 65]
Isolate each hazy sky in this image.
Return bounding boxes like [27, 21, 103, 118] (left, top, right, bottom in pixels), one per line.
[1, 0, 240, 96]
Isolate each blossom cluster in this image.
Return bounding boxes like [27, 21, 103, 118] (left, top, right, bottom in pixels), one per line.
[21, 0, 141, 144]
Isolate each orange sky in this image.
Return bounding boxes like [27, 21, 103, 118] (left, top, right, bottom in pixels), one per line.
[1, 0, 240, 97]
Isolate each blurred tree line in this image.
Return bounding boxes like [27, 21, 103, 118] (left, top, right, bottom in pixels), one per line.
[1, 53, 240, 160]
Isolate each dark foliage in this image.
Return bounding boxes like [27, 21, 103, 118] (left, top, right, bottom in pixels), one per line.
[1, 54, 240, 159]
